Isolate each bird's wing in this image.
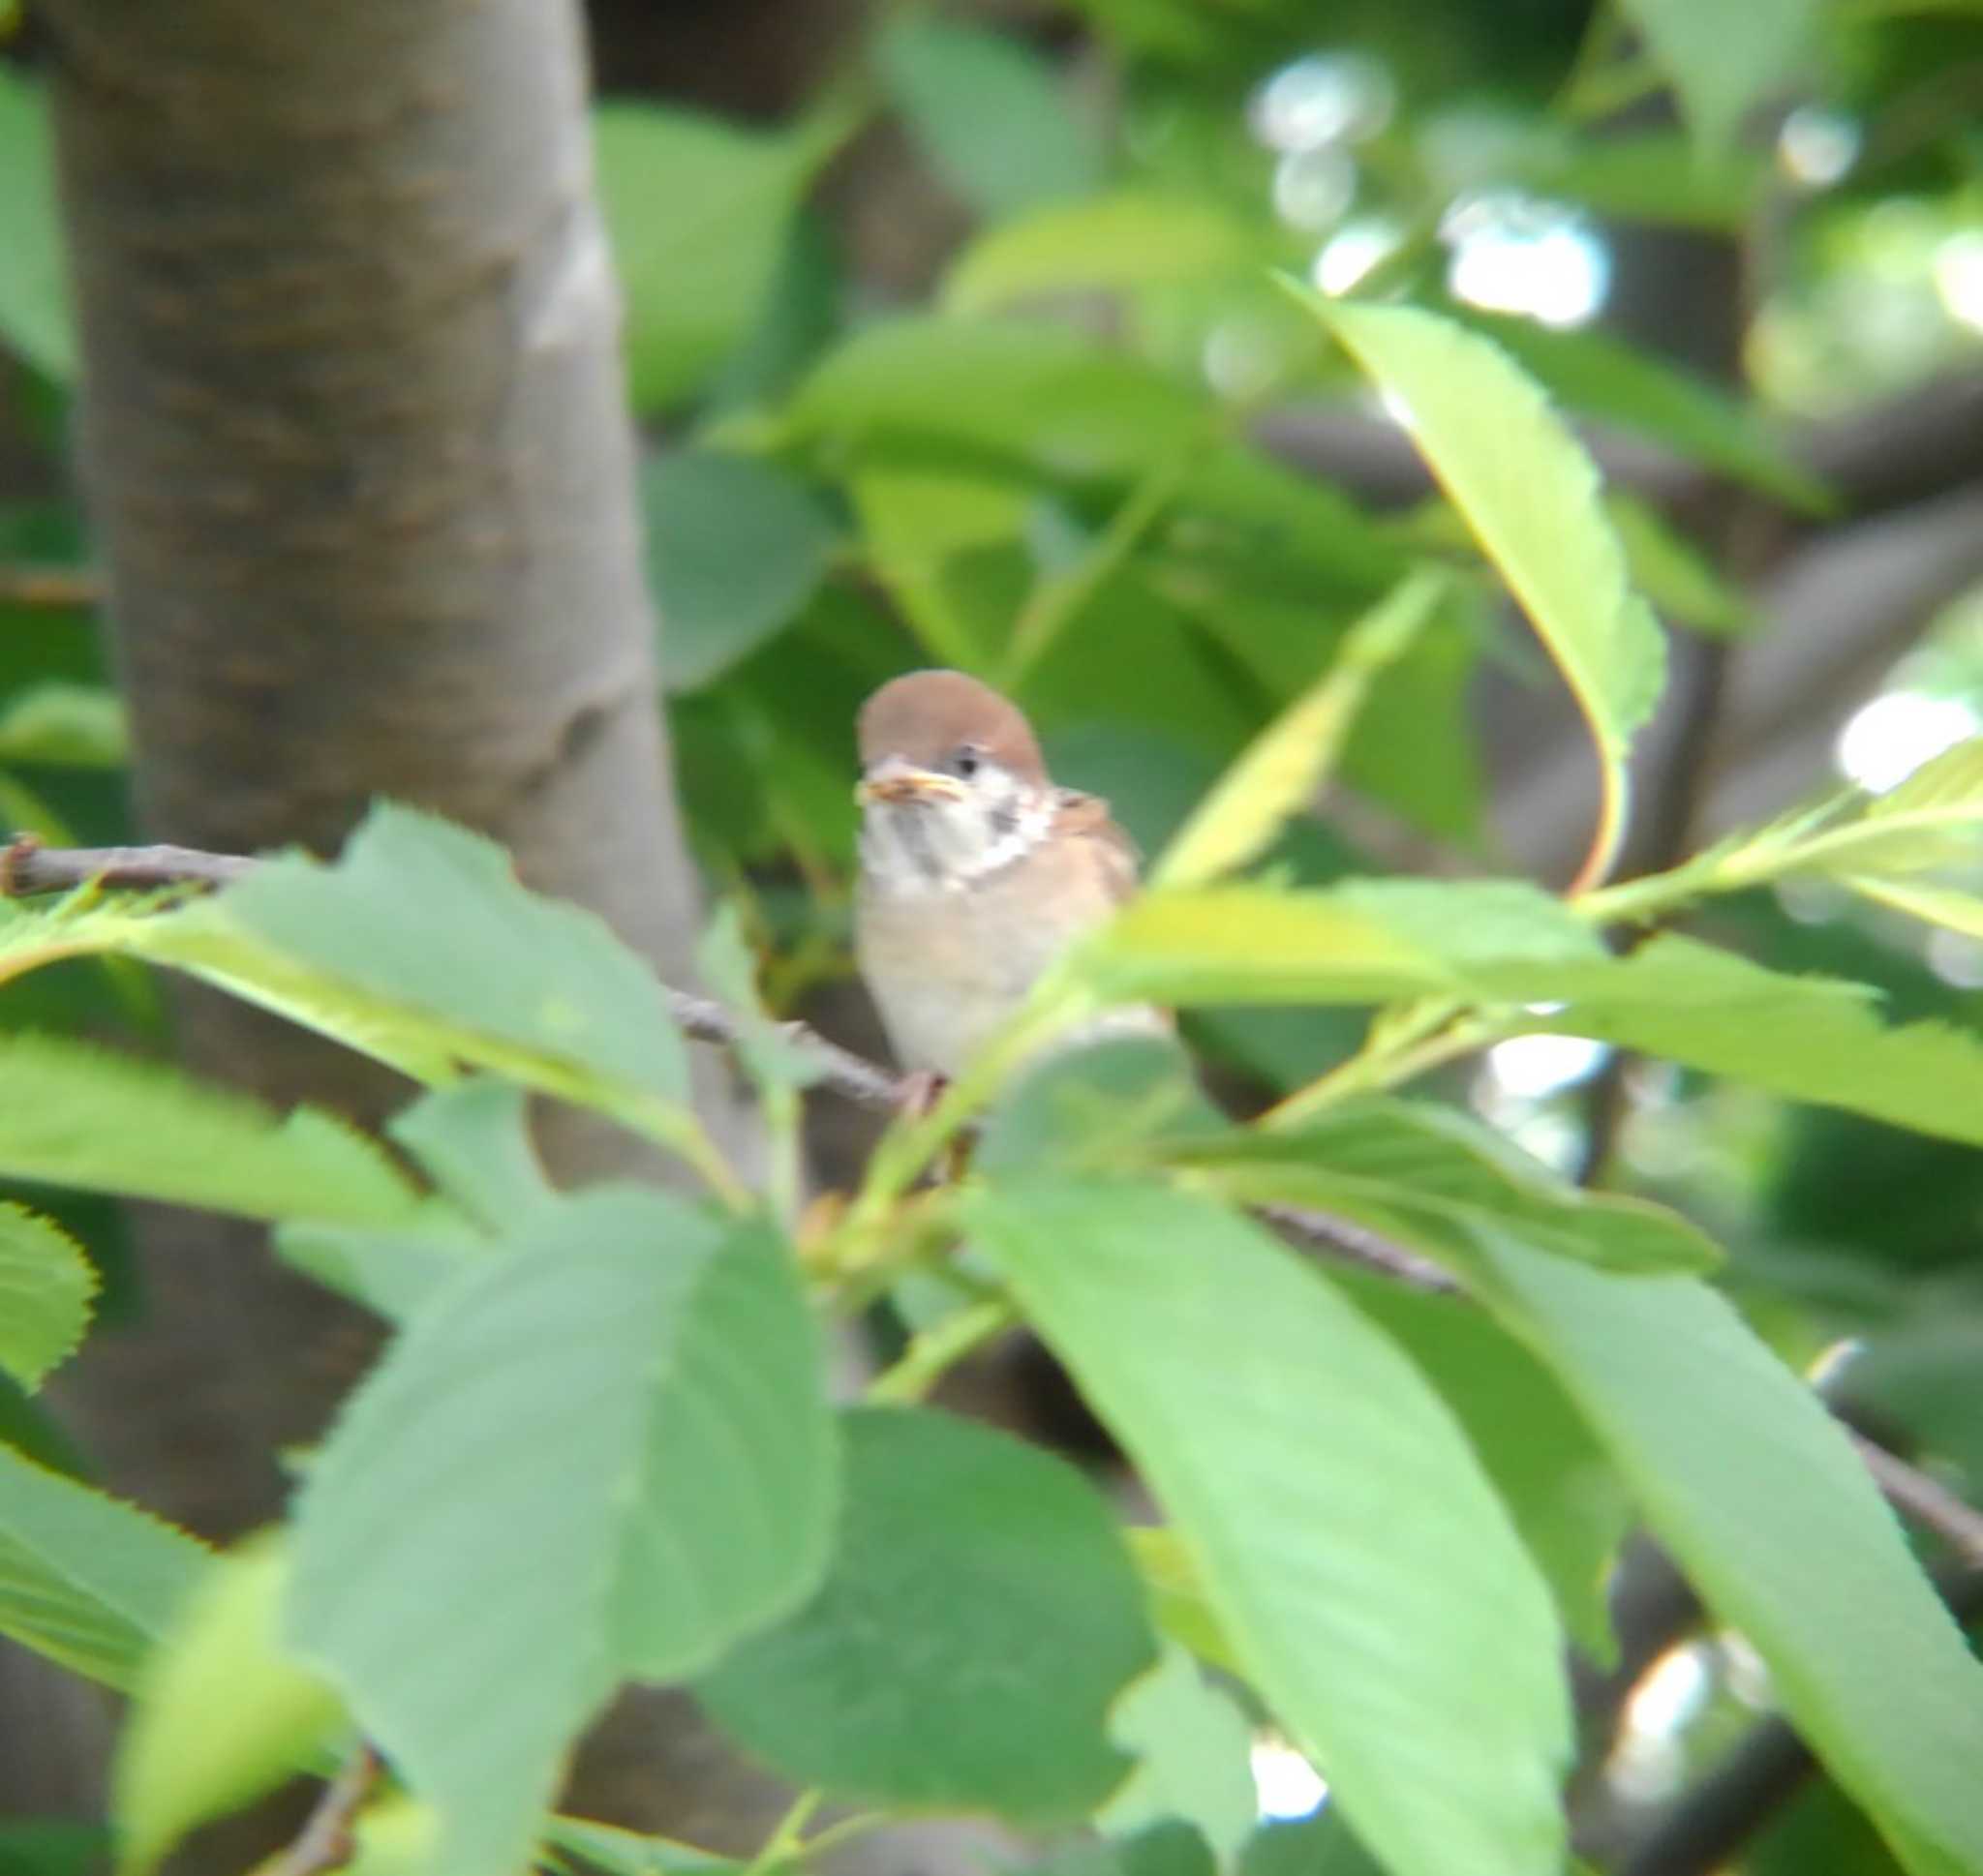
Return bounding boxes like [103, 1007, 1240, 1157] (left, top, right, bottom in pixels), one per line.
[1053, 789, 1143, 906]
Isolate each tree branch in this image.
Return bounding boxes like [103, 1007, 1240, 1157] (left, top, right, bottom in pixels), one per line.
[252, 1744, 381, 1876]
[5, 836, 1980, 1563]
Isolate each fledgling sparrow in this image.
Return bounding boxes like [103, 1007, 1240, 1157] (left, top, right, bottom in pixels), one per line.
[853, 669, 1165, 1084]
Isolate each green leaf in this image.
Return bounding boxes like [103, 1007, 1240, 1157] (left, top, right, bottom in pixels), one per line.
[790, 317, 1210, 480]
[1333, 1276, 1631, 1662]
[0, 1821, 111, 1876]
[1153, 572, 1447, 890]
[0, 1440, 210, 1692]
[274, 1219, 481, 1325]
[966, 1181, 1571, 1876]
[595, 105, 845, 413]
[213, 802, 695, 1131]
[0, 686, 128, 769]
[1241, 1809, 1387, 1876]
[0, 1034, 427, 1226]
[384, 1080, 555, 1234]
[1076, 877, 1606, 1010]
[644, 451, 838, 693]
[1449, 310, 1829, 514]
[696, 1406, 1155, 1823]
[1607, 493, 1759, 637]
[1513, 130, 1764, 231]
[1339, 597, 1486, 842]
[1099, 1644, 1258, 1863]
[289, 1195, 835, 1876]
[1463, 1238, 1983, 1876]
[342, 1800, 442, 1876]
[1297, 292, 1664, 891]
[1025, 1823, 1216, 1876]
[979, 1036, 1227, 1178]
[1615, 0, 1818, 149]
[1185, 1097, 1723, 1276]
[0, 71, 76, 382]
[540, 1816, 738, 1876]
[1784, 740, 1983, 878]
[1846, 876, 1983, 943]
[0, 1203, 94, 1390]
[877, 15, 1101, 221]
[114, 1533, 345, 1875]
[1533, 933, 1983, 1150]
[943, 193, 1270, 314]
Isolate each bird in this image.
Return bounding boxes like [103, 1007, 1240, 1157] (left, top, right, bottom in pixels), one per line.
[853, 668, 1165, 1090]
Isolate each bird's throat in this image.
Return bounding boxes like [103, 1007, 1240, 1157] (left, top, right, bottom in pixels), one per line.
[860, 788, 1055, 896]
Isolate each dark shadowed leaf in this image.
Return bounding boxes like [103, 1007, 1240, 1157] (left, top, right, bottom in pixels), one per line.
[696, 1406, 1155, 1823]
[878, 15, 1101, 220]
[644, 451, 839, 693]
[1099, 1644, 1258, 1862]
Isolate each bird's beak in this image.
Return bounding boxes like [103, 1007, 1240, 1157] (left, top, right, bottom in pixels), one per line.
[855, 756, 968, 807]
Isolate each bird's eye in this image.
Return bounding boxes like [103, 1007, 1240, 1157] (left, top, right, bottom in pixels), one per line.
[951, 744, 982, 779]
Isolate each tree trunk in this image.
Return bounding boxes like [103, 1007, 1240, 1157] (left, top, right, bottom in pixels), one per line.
[2, 0, 775, 1850]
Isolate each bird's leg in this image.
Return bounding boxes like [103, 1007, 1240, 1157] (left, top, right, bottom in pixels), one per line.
[893, 1071, 978, 1185]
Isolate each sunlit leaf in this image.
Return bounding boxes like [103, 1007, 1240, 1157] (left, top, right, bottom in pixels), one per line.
[944, 193, 1270, 313]
[1846, 875, 1983, 943]
[967, 1181, 1571, 1876]
[114, 1534, 345, 1875]
[1077, 877, 1605, 1010]
[1154, 572, 1447, 890]
[1452, 310, 1829, 513]
[1295, 291, 1664, 891]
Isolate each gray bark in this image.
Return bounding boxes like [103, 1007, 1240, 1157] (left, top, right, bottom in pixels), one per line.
[3, 0, 772, 1849]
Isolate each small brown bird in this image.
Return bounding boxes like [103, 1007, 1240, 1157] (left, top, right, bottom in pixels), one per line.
[854, 669, 1164, 1082]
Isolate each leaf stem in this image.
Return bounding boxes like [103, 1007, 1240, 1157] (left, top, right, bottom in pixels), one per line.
[1000, 443, 1199, 687]
[743, 1789, 823, 1876]
[868, 1298, 1016, 1404]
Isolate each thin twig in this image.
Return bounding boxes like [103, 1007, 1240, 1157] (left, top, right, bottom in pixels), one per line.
[1850, 1432, 1983, 1566]
[254, 1744, 381, 1876]
[7, 836, 1983, 1565]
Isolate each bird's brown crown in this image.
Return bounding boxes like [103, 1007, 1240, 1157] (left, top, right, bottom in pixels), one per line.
[857, 670, 1048, 787]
